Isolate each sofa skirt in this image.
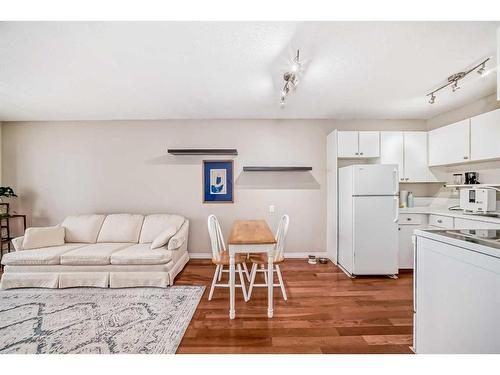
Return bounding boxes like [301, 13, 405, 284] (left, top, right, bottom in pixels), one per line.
[0, 251, 190, 289]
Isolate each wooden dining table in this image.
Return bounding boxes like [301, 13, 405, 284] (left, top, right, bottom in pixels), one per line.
[227, 220, 277, 319]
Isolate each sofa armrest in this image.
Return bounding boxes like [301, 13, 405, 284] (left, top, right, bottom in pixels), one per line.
[11, 236, 24, 251]
[168, 220, 189, 251]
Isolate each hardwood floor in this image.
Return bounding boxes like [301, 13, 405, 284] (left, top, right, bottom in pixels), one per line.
[175, 259, 414, 354]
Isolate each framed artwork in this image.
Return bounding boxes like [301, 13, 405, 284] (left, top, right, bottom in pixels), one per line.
[203, 160, 234, 203]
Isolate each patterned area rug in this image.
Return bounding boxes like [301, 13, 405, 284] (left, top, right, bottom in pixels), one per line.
[0, 286, 204, 354]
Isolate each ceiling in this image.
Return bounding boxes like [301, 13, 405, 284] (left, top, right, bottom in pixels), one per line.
[0, 21, 498, 121]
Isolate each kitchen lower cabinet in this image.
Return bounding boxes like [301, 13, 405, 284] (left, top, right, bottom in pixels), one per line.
[428, 214, 454, 229]
[453, 217, 500, 230]
[398, 225, 417, 269]
[398, 213, 427, 269]
[414, 235, 500, 353]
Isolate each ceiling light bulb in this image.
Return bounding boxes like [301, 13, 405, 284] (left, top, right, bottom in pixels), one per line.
[429, 93, 436, 104]
[280, 96, 286, 106]
[451, 81, 460, 92]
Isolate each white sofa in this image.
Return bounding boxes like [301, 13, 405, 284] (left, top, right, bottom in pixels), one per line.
[0, 213, 190, 289]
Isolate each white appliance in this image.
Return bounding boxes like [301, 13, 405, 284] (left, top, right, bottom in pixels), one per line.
[338, 164, 399, 277]
[459, 187, 496, 214]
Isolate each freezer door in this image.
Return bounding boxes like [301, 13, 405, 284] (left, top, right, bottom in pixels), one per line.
[352, 196, 399, 275]
[352, 164, 399, 196]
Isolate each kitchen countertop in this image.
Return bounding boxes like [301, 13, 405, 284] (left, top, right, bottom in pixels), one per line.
[414, 229, 500, 259]
[399, 206, 500, 225]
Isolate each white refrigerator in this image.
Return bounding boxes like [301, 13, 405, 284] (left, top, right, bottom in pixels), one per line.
[338, 164, 399, 277]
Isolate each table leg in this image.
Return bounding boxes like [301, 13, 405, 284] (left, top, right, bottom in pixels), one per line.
[268, 253, 274, 318]
[229, 253, 236, 319]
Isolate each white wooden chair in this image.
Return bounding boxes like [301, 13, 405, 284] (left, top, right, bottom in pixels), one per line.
[207, 214, 250, 301]
[247, 214, 289, 301]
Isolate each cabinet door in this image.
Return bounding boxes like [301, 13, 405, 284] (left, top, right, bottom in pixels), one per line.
[404, 132, 429, 182]
[380, 132, 404, 181]
[454, 218, 500, 230]
[358, 131, 380, 157]
[337, 131, 359, 157]
[428, 119, 470, 166]
[470, 108, 500, 162]
[398, 225, 416, 269]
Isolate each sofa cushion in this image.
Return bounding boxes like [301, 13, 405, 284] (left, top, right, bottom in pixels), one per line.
[60, 243, 131, 265]
[110, 244, 172, 265]
[1, 243, 87, 266]
[139, 214, 185, 244]
[62, 215, 106, 243]
[22, 226, 65, 250]
[151, 227, 178, 250]
[97, 214, 144, 243]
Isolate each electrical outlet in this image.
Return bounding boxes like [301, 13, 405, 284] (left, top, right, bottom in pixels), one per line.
[269, 205, 275, 214]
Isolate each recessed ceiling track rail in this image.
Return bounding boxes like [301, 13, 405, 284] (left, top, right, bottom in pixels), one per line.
[426, 57, 491, 104]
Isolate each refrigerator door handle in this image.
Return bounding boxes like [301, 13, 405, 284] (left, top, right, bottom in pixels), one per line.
[392, 168, 398, 195]
[393, 196, 399, 222]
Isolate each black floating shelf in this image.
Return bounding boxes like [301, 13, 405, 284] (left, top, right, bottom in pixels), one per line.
[243, 166, 313, 172]
[167, 148, 238, 156]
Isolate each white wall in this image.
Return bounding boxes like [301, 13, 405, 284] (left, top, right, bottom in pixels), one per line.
[427, 93, 500, 130]
[2, 119, 425, 255]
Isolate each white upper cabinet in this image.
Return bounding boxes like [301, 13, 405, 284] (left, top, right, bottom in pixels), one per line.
[338, 131, 380, 158]
[381, 131, 429, 182]
[470, 108, 500, 162]
[380, 132, 404, 181]
[337, 131, 359, 157]
[358, 131, 380, 157]
[428, 119, 470, 166]
[404, 132, 429, 182]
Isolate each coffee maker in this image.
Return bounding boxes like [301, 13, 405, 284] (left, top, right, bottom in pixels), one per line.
[464, 172, 479, 185]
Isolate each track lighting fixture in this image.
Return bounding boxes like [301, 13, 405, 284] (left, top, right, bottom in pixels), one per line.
[426, 57, 490, 104]
[477, 62, 486, 76]
[279, 49, 301, 106]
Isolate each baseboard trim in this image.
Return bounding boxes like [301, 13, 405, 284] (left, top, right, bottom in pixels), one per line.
[188, 251, 329, 260]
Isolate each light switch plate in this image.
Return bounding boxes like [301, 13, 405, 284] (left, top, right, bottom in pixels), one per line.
[269, 205, 275, 214]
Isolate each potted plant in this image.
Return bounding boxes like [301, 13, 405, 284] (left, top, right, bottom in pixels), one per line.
[0, 186, 17, 217]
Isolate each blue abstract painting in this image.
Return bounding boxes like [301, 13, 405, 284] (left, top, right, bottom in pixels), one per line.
[203, 160, 233, 203]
